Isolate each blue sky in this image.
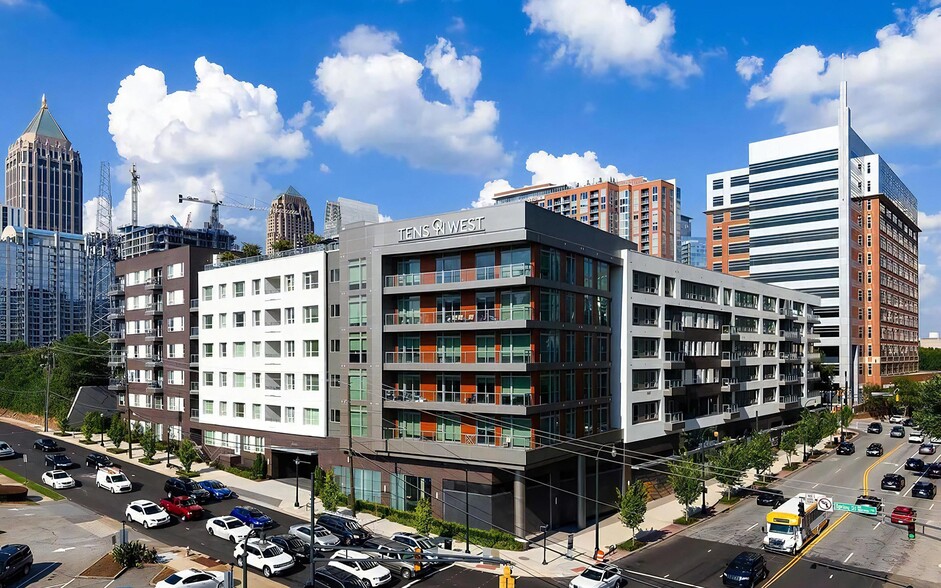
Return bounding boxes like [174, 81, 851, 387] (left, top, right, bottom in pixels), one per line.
[1, 0, 940, 331]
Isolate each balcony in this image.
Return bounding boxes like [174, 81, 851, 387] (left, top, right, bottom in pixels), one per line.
[663, 379, 686, 397]
[144, 329, 163, 342]
[782, 308, 800, 319]
[384, 263, 533, 289]
[190, 298, 199, 311]
[779, 374, 800, 383]
[663, 412, 685, 432]
[721, 351, 742, 367]
[721, 325, 739, 340]
[145, 302, 164, 316]
[190, 408, 199, 421]
[146, 381, 163, 392]
[778, 395, 802, 409]
[779, 330, 802, 342]
[807, 371, 821, 381]
[190, 354, 199, 368]
[107, 282, 125, 297]
[721, 378, 740, 392]
[108, 378, 126, 391]
[779, 352, 802, 363]
[144, 355, 163, 368]
[663, 351, 686, 369]
[189, 383, 199, 393]
[107, 306, 125, 320]
[663, 320, 686, 339]
[384, 349, 532, 369]
[723, 404, 742, 420]
[381, 389, 532, 413]
[144, 277, 163, 291]
[190, 327, 199, 339]
[107, 354, 126, 367]
[806, 311, 821, 324]
[806, 332, 821, 343]
[107, 330, 126, 343]
[384, 307, 531, 327]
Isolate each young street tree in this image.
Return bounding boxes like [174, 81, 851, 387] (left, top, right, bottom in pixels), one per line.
[319, 470, 346, 513]
[176, 439, 198, 473]
[779, 429, 799, 468]
[140, 424, 157, 460]
[82, 412, 101, 443]
[414, 496, 434, 535]
[616, 482, 649, 546]
[668, 453, 702, 519]
[710, 443, 748, 500]
[745, 432, 776, 480]
[107, 415, 127, 449]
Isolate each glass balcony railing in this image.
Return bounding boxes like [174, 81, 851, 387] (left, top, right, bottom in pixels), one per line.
[384, 307, 532, 325]
[384, 349, 533, 365]
[384, 263, 533, 288]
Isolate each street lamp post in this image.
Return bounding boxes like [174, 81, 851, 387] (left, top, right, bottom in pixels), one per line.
[594, 443, 617, 557]
[464, 466, 470, 554]
[294, 456, 301, 508]
[241, 529, 257, 588]
[99, 413, 105, 446]
[540, 524, 548, 565]
[166, 428, 172, 468]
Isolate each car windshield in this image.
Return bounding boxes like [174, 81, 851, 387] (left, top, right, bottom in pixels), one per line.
[768, 523, 793, 534]
[227, 520, 246, 529]
[207, 481, 223, 489]
[52, 472, 68, 479]
[358, 560, 379, 570]
[415, 538, 434, 549]
[285, 537, 304, 550]
[261, 546, 284, 558]
[180, 499, 197, 507]
[344, 521, 360, 530]
[315, 529, 331, 537]
[109, 475, 128, 483]
[581, 569, 605, 581]
[729, 559, 752, 571]
[143, 505, 163, 515]
[246, 508, 263, 517]
[162, 573, 184, 585]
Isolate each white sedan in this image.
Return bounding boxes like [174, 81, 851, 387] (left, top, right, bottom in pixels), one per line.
[569, 564, 625, 588]
[125, 500, 172, 529]
[41, 469, 75, 489]
[909, 432, 925, 444]
[0, 441, 14, 458]
[206, 515, 252, 543]
[155, 568, 225, 588]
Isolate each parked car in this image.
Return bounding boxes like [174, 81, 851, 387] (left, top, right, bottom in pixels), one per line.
[867, 422, 883, 434]
[0, 544, 33, 587]
[890, 426, 905, 438]
[909, 432, 925, 444]
[756, 489, 785, 507]
[33, 438, 60, 452]
[890, 506, 916, 524]
[206, 516, 253, 543]
[159, 496, 205, 521]
[164, 477, 212, 504]
[855, 494, 883, 514]
[199, 479, 237, 500]
[881, 474, 906, 492]
[925, 464, 941, 479]
[44, 454, 74, 469]
[96, 467, 132, 493]
[903, 418, 915, 427]
[290, 523, 341, 547]
[905, 458, 926, 472]
[920, 443, 937, 455]
[866, 443, 883, 457]
[328, 550, 393, 587]
[318, 513, 371, 546]
[569, 563, 625, 588]
[155, 568, 225, 588]
[363, 536, 424, 579]
[721, 551, 769, 588]
[889, 415, 905, 424]
[85, 453, 114, 469]
[390, 532, 441, 564]
[230, 505, 275, 530]
[268, 534, 311, 563]
[41, 469, 75, 489]
[307, 565, 371, 588]
[836, 442, 855, 455]
[912, 481, 937, 499]
[125, 499, 171, 529]
[0, 441, 15, 459]
[234, 538, 295, 578]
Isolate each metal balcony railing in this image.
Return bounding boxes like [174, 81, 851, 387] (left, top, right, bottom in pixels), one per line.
[384, 349, 533, 365]
[384, 263, 533, 288]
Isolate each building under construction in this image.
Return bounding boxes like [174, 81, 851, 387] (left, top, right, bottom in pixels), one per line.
[117, 224, 236, 260]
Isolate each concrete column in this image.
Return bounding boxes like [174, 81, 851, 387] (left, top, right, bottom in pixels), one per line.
[513, 471, 526, 538]
[548, 469, 558, 530]
[577, 454, 587, 528]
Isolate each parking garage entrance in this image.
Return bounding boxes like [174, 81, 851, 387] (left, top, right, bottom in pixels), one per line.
[270, 447, 318, 480]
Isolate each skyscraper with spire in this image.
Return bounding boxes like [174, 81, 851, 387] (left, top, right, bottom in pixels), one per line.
[4, 95, 83, 234]
[265, 186, 314, 253]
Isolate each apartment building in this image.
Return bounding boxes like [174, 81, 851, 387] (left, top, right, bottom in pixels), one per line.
[706, 84, 919, 394]
[109, 246, 218, 442]
[492, 177, 681, 260]
[196, 244, 335, 477]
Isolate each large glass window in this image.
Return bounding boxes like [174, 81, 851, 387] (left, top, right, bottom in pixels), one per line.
[540, 372, 560, 404]
[396, 296, 419, 325]
[501, 375, 531, 406]
[436, 415, 460, 442]
[436, 255, 461, 284]
[539, 248, 560, 281]
[476, 251, 495, 280]
[348, 296, 367, 327]
[583, 295, 594, 325]
[502, 417, 531, 448]
[397, 410, 421, 439]
[539, 330, 560, 363]
[437, 335, 461, 363]
[303, 306, 319, 324]
[539, 289, 560, 322]
[475, 376, 495, 404]
[476, 292, 495, 321]
[476, 334, 496, 363]
[436, 375, 461, 402]
[396, 258, 420, 286]
[476, 421, 496, 446]
[501, 332, 531, 363]
[565, 255, 576, 285]
[398, 335, 420, 363]
[500, 290, 530, 320]
[437, 293, 461, 323]
[583, 258, 594, 288]
[349, 258, 366, 290]
[501, 247, 531, 278]
[351, 406, 368, 437]
[349, 370, 367, 401]
[349, 333, 367, 363]
[565, 293, 576, 323]
[597, 262, 610, 291]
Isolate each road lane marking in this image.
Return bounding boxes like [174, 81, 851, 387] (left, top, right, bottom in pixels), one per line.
[813, 483, 819, 488]
[873, 522, 881, 530]
[623, 569, 705, 588]
[844, 552, 854, 563]
[746, 523, 759, 531]
[835, 468, 842, 473]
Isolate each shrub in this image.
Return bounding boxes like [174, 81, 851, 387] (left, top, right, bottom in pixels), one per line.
[250, 453, 267, 480]
[111, 540, 158, 569]
[414, 497, 433, 534]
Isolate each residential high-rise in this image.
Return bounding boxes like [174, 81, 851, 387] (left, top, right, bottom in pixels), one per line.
[323, 197, 381, 239]
[265, 186, 314, 253]
[706, 84, 919, 396]
[679, 238, 707, 268]
[4, 96, 83, 234]
[493, 177, 680, 260]
[118, 224, 236, 260]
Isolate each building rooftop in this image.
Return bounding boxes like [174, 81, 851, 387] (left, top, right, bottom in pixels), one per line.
[22, 95, 69, 143]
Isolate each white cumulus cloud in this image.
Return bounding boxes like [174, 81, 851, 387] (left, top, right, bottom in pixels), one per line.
[523, 0, 699, 83]
[746, 7, 941, 146]
[735, 55, 764, 81]
[319, 163, 331, 174]
[314, 26, 510, 176]
[918, 209, 941, 334]
[103, 57, 309, 234]
[472, 179, 515, 208]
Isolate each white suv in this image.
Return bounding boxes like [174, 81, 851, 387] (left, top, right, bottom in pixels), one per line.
[569, 564, 624, 588]
[233, 538, 295, 578]
[328, 550, 393, 587]
[125, 500, 172, 528]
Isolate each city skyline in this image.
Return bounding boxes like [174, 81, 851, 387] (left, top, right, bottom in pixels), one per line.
[0, 1, 938, 332]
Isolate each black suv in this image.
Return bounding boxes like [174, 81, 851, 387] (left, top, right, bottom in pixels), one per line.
[756, 489, 785, 507]
[905, 458, 926, 472]
[836, 442, 855, 455]
[881, 474, 905, 491]
[912, 481, 937, 499]
[268, 534, 310, 563]
[867, 422, 883, 434]
[316, 513, 370, 546]
[164, 476, 212, 504]
[722, 551, 768, 587]
[306, 566, 370, 588]
[925, 463, 941, 480]
[85, 453, 114, 469]
[0, 544, 33, 586]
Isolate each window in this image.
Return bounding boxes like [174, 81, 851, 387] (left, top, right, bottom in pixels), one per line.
[202, 286, 213, 301]
[234, 312, 245, 328]
[285, 374, 295, 390]
[234, 342, 245, 357]
[285, 407, 295, 424]
[436, 415, 459, 442]
[303, 305, 319, 323]
[219, 343, 227, 358]
[501, 375, 531, 406]
[349, 296, 367, 327]
[304, 374, 320, 391]
[219, 401, 227, 416]
[252, 341, 261, 357]
[252, 310, 261, 327]
[233, 281, 245, 297]
[351, 406, 368, 437]
[233, 372, 245, 388]
[329, 268, 340, 283]
[349, 333, 367, 362]
[202, 400, 214, 415]
[304, 340, 319, 357]
[350, 370, 367, 401]
[330, 409, 341, 423]
[330, 374, 341, 387]
[330, 304, 340, 318]
[285, 341, 295, 357]
[349, 259, 366, 289]
[583, 258, 594, 288]
[304, 408, 320, 426]
[331, 339, 340, 352]
[303, 271, 319, 289]
[252, 404, 261, 420]
[252, 279, 261, 295]
[203, 343, 213, 358]
[285, 274, 294, 292]
[234, 402, 245, 418]
[218, 313, 227, 329]
[253, 373, 261, 388]
[285, 307, 295, 325]
[219, 284, 227, 299]
[202, 315, 213, 330]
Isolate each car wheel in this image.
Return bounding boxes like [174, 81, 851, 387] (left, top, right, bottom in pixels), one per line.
[208, 527, 215, 536]
[230, 535, 237, 543]
[144, 520, 151, 529]
[263, 566, 272, 578]
[401, 568, 414, 580]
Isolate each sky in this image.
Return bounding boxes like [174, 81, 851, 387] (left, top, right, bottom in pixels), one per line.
[1, 0, 940, 333]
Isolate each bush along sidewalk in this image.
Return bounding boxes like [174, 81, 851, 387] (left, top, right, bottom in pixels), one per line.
[355, 500, 525, 551]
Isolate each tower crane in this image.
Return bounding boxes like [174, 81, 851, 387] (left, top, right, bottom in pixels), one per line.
[178, 189, 259, 230]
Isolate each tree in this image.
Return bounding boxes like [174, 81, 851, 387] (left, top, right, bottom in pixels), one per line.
[667, 453, 702, 519]
[861, 384, 893, 419]
[304, 233, 324, 246]
[251, 453, 267, 479]
[780, 429, 799, 468]
[176, 439, 198, 473]
[893, 378, 923, 415]
[139, 424, 157, 460]
[219, 251, 238, 262]
[709, 443, 748, 500]
[56, 408, 70, 435]
[414, 496, 434, 535]
[108, 415, 127, 449]
[313, 466, 326, 497]
[319, 470, 346, 513]
[270, 238, 292, 252]
[81, 412, 100, 443]
[913, 376, 941, 439]
[919, 347, 941, 371]
[241, 242, 262, 257]
[745, 432, 776, 480]
[839, 405, 854, 430]
[615, 482, 648, 544]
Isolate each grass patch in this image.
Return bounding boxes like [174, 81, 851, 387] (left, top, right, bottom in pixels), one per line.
[0, 466, 65, 501]
[138, 457, 161, 466]
[617, 539, 646, 551]
[719, 495, 742, 505]
[78, 439, 97, 445]
[106, 448, 128, 455]
[53, 432, 73, 437]
[176, 470, 200, 478]
[673, 516, 697, 525]
[782, 463, 799, 471]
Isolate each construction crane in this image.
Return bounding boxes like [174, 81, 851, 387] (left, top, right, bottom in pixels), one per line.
[184, 212, 192, 228]
[178, 189, 260, 230]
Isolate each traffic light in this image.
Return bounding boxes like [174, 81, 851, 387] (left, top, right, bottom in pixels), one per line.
[414, 547, 422, 573]
[907, 522, 916, 540]
[499, 565, 515, 588]
[178, 194, 183, 204]
[798, 501, 805, 518]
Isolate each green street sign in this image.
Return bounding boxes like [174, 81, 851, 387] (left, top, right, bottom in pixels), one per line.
[834, 502, 877, 515]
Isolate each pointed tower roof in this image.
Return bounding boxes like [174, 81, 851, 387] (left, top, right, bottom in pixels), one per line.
[281, 185, 303, 198]
[22, 95, 69, 142]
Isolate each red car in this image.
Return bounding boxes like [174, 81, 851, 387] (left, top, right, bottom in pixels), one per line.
[890, 506, 916, 525]
[158, 495, 205, 521]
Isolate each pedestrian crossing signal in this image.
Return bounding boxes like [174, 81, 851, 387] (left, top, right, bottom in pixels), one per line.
[499, 565, 515, 588]
[907, 522, 916, 540]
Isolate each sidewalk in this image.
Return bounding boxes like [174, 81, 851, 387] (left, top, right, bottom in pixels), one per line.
[3, 414, 860, 580]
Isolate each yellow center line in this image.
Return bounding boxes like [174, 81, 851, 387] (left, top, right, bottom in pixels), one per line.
[763, 442, 904, 586]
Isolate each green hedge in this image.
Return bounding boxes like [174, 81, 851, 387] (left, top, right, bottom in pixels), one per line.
[354, 500, 525, 551]
[210, 461, 262, 481]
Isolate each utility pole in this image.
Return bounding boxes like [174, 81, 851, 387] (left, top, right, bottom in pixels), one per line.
[127, 404, 133, 459]
[43, 347, 53, 433]
[309, 463, 316, 587]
